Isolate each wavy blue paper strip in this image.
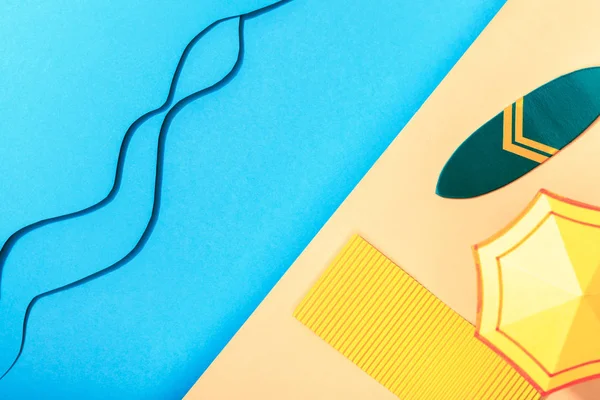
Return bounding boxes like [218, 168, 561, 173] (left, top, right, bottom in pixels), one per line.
[0, 0, 291, 380]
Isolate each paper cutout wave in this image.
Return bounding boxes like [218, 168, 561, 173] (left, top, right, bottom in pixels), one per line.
[0, 0, 292, 380]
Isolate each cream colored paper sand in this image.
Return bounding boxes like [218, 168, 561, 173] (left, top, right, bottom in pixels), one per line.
[187, 0, 600, 398]
[294, 235, 539, 400]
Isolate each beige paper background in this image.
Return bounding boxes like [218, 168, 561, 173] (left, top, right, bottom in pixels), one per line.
[186, 0, 600, 398]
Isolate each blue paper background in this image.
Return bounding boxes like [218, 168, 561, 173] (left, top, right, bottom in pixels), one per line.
[0, 0, 505, 398]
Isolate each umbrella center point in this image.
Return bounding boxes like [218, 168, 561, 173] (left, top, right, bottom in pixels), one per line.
[475, 190, 600, 393]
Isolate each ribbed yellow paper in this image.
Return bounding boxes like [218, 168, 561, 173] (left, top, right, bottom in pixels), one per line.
[293, 235, 540, 400]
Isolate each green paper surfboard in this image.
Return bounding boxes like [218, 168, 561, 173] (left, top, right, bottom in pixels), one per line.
[436, 67, 600, 199]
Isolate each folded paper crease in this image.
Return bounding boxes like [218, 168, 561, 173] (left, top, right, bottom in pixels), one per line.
[295, 235, 540, 400]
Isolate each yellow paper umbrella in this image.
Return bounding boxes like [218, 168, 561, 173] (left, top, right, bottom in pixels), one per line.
[473, 189, 600, 395]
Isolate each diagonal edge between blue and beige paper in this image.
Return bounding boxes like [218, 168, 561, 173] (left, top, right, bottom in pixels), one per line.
[0, 0, 507, 398]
